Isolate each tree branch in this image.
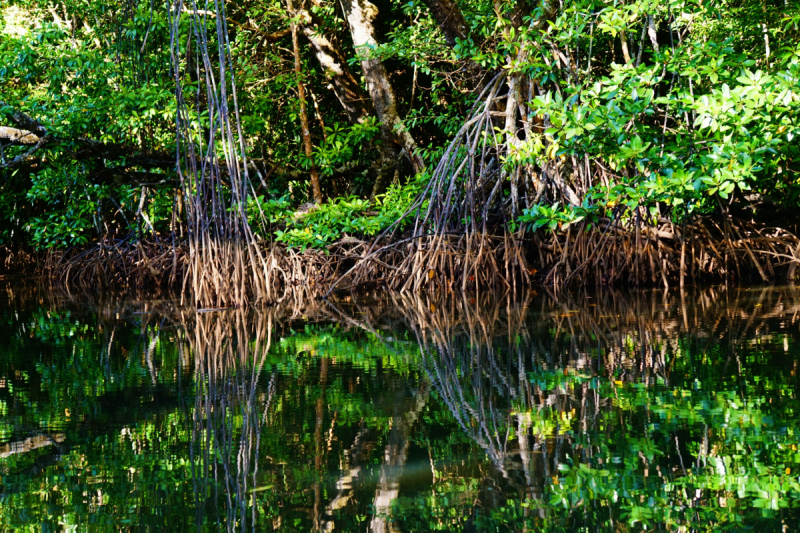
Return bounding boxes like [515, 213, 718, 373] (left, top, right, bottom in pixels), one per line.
[0, 126, 41, 146]
[0, 101, 47, 136]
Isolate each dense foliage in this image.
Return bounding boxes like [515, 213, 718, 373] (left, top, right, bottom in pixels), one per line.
[0, 0, 797, 255]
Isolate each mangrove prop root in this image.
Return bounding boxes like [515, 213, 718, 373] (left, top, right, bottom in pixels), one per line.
[38, 212, 800, 301]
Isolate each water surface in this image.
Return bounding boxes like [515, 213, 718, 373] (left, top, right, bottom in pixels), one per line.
[2, 285, 800, 531]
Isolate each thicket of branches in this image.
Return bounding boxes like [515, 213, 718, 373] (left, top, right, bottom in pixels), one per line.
[1, 0, 799, 298]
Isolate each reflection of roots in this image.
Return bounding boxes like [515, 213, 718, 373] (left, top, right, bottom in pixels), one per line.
[391, 285, 800, 386]
[377, 287, 800, 501]
[186, 309, 277, 530]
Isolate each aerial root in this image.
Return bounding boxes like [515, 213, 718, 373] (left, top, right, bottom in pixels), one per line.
[327, 215, 800, 293]
[38, 212, 800, 302]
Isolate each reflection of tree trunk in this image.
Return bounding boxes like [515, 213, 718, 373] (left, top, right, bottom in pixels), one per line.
[369, 382, 430, 533]
[321, 424, 371, 531]
[517, 345, 538, 506]
[314, 357, 328, 531]
[0, 433, 65, 459]
[340, 0, 425, 179]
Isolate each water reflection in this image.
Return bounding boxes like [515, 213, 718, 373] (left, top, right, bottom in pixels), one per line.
[188, 311, 276, 531]
[2, 284, 800, 531]
[393, 287, 800, 530]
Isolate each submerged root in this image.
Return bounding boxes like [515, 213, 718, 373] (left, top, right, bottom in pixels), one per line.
[537, 214, 800, 288]
[0, 246, 40, 278]
[43, 237, 188, 290]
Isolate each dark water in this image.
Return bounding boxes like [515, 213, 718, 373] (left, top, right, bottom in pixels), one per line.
[2, 285, 800, 532]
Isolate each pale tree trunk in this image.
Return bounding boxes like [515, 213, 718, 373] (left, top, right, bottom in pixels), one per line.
[288, 0, 324, 204]
[500, 1, 580, 211]
[298, 10, 376, 125]
[500, 1, 528, 217]
[503, 61, 523, 218]
[0, 126, 40, 145]
[341, 0, 425, 177]
[297, 0, 409, 198]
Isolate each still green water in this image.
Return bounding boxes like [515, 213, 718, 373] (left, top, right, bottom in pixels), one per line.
[2, 285, 800, 532]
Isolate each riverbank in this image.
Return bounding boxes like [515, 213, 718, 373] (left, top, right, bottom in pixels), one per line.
[4, 208, 799, 303]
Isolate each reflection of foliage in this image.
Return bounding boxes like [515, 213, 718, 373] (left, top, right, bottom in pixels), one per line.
[3, 286, 800, 530]
[391, 288, 800, 530]
[0, 303, 181, 444]
[0, 291, 437, 531]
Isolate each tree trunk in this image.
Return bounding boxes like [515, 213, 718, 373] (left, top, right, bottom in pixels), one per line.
[288, 0, 324, 205]
[419, 0, 488, 86]
[494, 0, 530, 29]
[419, 0, 470, 48]
[0, 101, 46, 136]
[340, 0, 425, 176]
[299, 11, 376, 125]
[0, 126, 40, 145]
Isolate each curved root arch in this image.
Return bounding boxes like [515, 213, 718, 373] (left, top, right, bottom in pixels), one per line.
[325, 65, 800, 294]
[327, 71, 562, 294]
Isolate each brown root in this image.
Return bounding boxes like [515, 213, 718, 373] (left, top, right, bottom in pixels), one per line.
[34, 209, 800, 302]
